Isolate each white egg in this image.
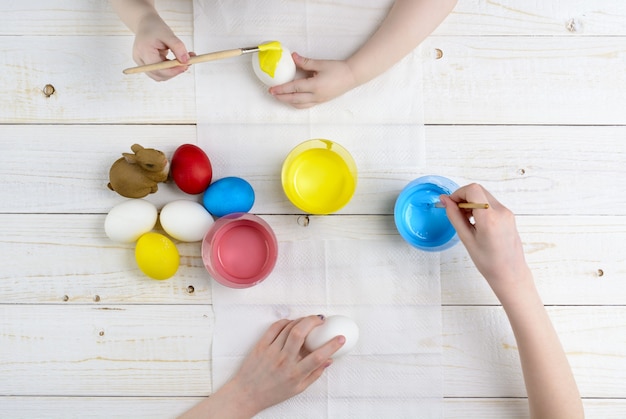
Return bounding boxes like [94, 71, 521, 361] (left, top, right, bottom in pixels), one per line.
[105, 199, 158, 243]
[304, 315, 359, 358]
[252, 43, 296, 87]
[159, 200, 214, 242]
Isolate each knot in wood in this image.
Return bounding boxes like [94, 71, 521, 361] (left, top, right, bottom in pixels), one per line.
[43, 84, 56, 97]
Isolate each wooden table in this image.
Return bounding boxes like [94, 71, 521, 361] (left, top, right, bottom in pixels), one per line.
[1, 1, 625, 417]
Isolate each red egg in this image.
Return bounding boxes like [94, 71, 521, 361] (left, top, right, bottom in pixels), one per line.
[170, 144, 213, 194]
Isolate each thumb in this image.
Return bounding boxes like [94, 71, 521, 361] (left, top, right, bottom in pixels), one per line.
[166, 35, 190, 64]
[292, 52, 318, 72]
[440, 195, 475, 246]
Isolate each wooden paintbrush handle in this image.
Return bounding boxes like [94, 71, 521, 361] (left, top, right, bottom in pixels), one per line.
[434, 202, 490, 209]
[123, 48, 244, 75]
[458, 202, 489, 209]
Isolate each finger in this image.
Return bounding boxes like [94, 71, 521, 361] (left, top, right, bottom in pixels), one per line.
[272, 93, 317, 109]
[271, 319, 301, 349]
[283, 315, 325, 356]
[270, 76, 316, 95]
[299, 358, 333, 391]
[258, 319, 292, 347]
[164, 34, 190, 64]
[292, 52, 319, 73]
[480, 187, 505, 212]
[440, 194, 476, 247]
[148, 65, 188, 82]
[300, 335, 345, 372]
[449, 183, 489, 205]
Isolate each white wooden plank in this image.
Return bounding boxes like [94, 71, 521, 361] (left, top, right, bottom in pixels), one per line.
[1, 212, 625, 306]
[0, 36, 195, 123]
[2, 125, 626, 215]
[0, 397, 203, 419]
[0, 125, 198, 213]
[443, 306, 626, 398]
[0, 396, 625, 419]
[444, 398, 626, 419]
[424, 125, 626, 216]
[0, 213, 211, 304]
[4, 35, 626, 124]
[422, 36, 626, 125]
[0, 304, 213, 396]
[2, 1, 624, 37]
[437, 0, 626, 36]
[1, 305, 624, 399]
[442, 215, 626, 305]
[0, 0, 192, 36]
[0, 213, 416, 304]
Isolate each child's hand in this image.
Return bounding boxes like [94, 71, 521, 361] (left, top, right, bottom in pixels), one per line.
[207, 315, 345, 418]
[269, 53, 359, 108]
[133, 13, 191, 81]
[440, 184, 533, 303]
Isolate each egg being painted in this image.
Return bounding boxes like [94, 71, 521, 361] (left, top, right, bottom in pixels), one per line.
[252, 41, 296, 87]
[304, 315, 360, 358]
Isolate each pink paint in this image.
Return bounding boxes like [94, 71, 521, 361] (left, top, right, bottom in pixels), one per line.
[202, 213, 278, 288]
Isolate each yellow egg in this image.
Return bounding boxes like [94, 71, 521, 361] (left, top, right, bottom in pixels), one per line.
[135, 233, 179, 280]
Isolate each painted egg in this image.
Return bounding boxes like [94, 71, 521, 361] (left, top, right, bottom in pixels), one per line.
[104, 199, 158, 243]
[304, 315, 359, 358]
[135, 232, 179, 280]
[252, 41, 296, 87]
[160, 200, 214, 242]
[202, 177, 255, 217]
[170, 144, 213, 194]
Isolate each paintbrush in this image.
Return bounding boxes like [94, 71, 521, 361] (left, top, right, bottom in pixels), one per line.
[433, 202, 489, 209]
[122, 41, 281, 75]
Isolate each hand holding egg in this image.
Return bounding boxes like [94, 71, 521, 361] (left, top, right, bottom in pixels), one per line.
[304, 315, 359, 358]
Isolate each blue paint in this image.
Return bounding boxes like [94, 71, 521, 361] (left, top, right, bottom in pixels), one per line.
[394, 175, 460, 252]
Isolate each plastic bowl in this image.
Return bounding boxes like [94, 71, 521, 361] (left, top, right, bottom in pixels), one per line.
[281, 139, 357, 214]
[201, 213, 278, 288]
[394, 175, 460, 252]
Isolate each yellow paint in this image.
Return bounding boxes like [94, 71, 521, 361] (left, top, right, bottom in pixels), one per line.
[258, 41, 283, 78]
[282, 140, 357, 215]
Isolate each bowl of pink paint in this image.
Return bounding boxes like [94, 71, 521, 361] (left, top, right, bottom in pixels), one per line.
[201, 212, 278, 288]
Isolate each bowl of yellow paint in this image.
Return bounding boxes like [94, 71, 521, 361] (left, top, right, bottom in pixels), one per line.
[281, 139, 357, 214]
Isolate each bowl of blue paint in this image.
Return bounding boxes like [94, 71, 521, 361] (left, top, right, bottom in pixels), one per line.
[394, 175, 460, 252]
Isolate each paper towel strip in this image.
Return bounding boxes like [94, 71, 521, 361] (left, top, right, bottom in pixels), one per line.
[209, 219, 442, 418]
[193, 0, 439, 416]
[194, 0, 425, 126]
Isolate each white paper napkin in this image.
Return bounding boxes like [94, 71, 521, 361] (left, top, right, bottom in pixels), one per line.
[192, 1, 440, 417]
[193, 0, 425, 126]
[210, 219, 442, 418]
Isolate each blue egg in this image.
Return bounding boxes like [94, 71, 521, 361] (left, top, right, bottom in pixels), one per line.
[202, 177, 255, 217]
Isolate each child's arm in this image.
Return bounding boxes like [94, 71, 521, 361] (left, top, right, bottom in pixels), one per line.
[270, 0, 457, 108]
[441, 184, 584, 419]
[110, 0, 190, 81]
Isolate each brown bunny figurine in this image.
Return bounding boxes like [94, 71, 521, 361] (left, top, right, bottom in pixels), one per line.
[107, 144, 169, 198]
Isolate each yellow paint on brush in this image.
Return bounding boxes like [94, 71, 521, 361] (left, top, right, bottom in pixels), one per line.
[258, 41, 283, 78]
